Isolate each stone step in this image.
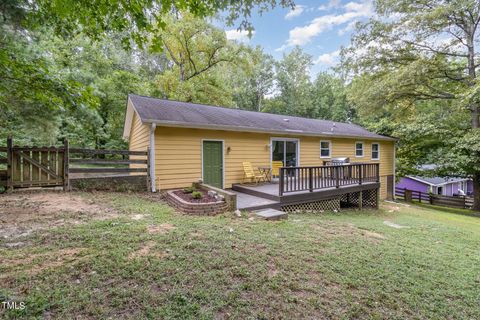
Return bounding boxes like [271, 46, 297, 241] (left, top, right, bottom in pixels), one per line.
[254, 208, 288, 221]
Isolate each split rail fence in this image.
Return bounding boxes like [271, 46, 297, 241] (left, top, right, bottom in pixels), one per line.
[0, 137, 150, 191]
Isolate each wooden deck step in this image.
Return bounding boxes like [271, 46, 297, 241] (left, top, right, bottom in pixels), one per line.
[254, 208, 288, 221]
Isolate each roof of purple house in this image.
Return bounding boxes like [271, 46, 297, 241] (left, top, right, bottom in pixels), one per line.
[407, 176, 469, 186]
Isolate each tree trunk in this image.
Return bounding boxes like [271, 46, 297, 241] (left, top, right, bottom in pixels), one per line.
[466, 26, 479, 210]
[472, 173, 480, 211]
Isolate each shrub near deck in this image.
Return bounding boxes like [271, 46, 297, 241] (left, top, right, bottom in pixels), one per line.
[1, 193, 480, 319]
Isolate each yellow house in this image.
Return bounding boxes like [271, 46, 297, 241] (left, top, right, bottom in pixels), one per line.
[123, 94, 396, 209]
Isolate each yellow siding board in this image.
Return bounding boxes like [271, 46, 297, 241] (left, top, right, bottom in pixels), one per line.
[128, 109, 149, 174]
[151, 126, 395, 199]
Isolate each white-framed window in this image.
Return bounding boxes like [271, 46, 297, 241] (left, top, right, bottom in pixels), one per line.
[320, 140, 331, 158]
[371, 143, 380, 160]
[355, 142, 364, 157]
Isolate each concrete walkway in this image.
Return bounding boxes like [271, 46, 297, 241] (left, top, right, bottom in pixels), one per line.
[231, 190, 279, 210]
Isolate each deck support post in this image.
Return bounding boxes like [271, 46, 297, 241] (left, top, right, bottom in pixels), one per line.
[358, 191, 363, 209]
[376, 188, 380, 209]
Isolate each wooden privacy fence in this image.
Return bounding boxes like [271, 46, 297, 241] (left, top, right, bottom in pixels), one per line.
[395, 187, 473, 209]
[1, 137, 150, 191]
[394, 187, 430, 203]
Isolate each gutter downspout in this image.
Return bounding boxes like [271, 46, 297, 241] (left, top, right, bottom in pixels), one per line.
[393, 142, 396, 200]
[150, 123, 156, 192]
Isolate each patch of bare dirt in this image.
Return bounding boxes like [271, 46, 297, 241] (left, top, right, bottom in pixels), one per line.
[311, 223, 386, 243]
[360, 230, 386, 240]
[128, 241, 167, 260]
[0, 248, 87, 279]
[147, 223, 175, 234]
[383, 204, 401, 213]
[0, 191, 119, 241]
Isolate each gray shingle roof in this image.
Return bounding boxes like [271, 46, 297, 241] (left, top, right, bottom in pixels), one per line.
[409, 176, 467, 185]
[128, 94, 395, 140]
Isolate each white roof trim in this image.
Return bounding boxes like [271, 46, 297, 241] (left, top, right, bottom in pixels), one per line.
[122, 98, 142, 140]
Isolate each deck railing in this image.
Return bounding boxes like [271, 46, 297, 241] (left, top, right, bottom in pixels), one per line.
[279, 163, 379, 196]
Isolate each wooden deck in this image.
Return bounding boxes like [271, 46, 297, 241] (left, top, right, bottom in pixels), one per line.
[232, 181, 380, 207]
[233, 163, 381, 211]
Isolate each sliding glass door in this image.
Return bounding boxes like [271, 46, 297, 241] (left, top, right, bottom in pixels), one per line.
[271, 139, 298, 167]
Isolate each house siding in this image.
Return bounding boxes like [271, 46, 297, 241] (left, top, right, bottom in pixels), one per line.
[396, 177, 473, 196]
[128, 109, 149, 172]
[396, 177, 430, 194]
[151, 126, 394, 199]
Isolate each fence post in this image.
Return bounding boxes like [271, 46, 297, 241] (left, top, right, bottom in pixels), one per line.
[419, 191, 422, 203]
[308, 167, 313, 192]
[6, 136, 12, 191]
[63, 138, 69, 191]
[404, 189, 412, 202]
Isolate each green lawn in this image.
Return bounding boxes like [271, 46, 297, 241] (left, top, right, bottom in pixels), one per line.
[1, 193, 480, 319]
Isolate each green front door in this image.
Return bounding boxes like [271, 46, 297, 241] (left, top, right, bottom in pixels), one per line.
[203, 141, 223, 188]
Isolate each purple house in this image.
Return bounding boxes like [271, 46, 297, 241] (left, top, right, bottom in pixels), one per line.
[396, 176, 473, 196]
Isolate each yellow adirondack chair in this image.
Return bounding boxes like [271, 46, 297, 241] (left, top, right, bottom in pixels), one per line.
[271, 161, 283, 178]
[242, 162, 264, 184]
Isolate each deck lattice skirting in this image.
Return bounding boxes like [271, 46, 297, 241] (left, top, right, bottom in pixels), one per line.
[282, 198, 341, 213]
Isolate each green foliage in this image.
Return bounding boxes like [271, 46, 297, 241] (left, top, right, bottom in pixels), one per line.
[0, 25, 97, 145]
[3, 0, 294, 51]
[1, 1, 295, 147]
[230, 46, 275, 111]
[258, 47, 353, 122]
[183, 187, 196, 194]
[191, 191, 202, 199]
[271, 46, 313, 116]
[154, 13, 241, 106]
[342, 0, 480, 206]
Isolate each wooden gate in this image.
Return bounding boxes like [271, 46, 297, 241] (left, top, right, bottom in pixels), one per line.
[4, 137, 68, 190]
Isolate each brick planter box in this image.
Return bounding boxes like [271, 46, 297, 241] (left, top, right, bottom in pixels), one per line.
[165, 190, 228, 215]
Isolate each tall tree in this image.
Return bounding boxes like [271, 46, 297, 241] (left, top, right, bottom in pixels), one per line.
[231, 46, 275, 111]
[154, 13, 240, 106]
[311, 73, 355, 122]
[270, 46, 313, 116]
[342, 0, 480, 209]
